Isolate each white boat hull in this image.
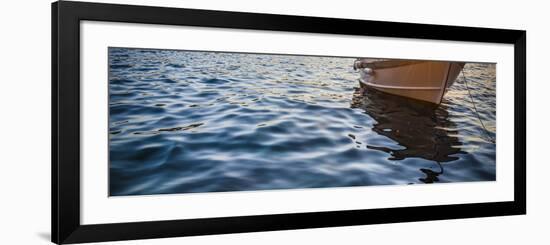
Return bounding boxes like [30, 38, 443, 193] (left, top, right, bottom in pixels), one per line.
[355, 60, 465, 104]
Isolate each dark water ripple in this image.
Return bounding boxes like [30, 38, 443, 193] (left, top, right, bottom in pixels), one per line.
[109, 48, 496, 196]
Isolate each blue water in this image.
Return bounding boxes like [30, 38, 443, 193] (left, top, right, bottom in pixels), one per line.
[108, 47, 496, 196]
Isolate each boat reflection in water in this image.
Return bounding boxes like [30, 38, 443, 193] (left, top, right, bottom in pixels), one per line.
[350, 87, 465, 184]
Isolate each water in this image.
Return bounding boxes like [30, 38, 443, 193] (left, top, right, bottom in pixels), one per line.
[108, 47, 496, 196]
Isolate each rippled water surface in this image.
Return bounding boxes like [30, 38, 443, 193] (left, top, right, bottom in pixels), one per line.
[108, 47, 496, 196]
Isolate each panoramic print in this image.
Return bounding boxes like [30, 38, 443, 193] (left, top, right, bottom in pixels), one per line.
[108, 47, 496, 196]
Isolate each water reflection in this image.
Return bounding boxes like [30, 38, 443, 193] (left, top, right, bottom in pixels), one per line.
[419, 162, 444, 183]
[351, 88, 465, 183]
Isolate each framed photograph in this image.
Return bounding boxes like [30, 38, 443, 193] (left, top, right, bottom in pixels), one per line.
[52, 1, 526, 244]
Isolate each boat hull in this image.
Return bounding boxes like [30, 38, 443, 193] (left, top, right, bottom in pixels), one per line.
[357, 60, 465, 104]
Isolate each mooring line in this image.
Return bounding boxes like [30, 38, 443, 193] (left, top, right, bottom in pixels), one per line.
[461, 70, 496, 144]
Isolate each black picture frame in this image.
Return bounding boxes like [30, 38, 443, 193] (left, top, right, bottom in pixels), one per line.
[52, 1, 526, 244]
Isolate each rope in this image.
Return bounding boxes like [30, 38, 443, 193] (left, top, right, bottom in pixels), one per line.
[461, 70, 496, 144]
